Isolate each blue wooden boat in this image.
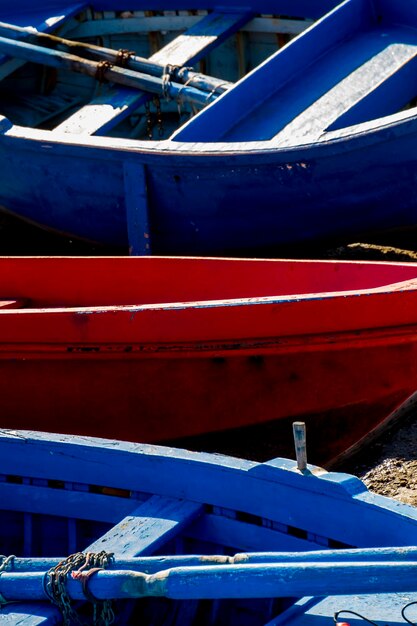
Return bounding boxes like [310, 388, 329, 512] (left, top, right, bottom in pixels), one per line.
[0, 0, 415, 254]
[2, 428, 417, 625]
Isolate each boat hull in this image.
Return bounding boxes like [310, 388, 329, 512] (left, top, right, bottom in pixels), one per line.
[1, 255, 417, 465]
[1, 321, 417, 465]
[2, 429, 417, 625]
[3, 117, 417, 252]
[3, 0, 417, 252]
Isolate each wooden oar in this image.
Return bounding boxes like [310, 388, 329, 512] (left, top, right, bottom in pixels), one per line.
[2, 561, 417, 601]
[0, 21, 231, 95]
[4, 546, 417, 573]
[4, 546, 417, 574]
[0, 35, 218, 109]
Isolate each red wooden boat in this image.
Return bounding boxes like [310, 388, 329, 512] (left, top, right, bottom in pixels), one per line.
[2, 256, 417, 465]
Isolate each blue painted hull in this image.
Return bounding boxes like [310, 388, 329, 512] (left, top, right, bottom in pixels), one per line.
[1, 0, 417, 252]
[1, 115, 417, 252]
[2, 429, 417, 625]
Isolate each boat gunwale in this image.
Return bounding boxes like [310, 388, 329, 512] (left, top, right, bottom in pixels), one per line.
[0, 276, 417, 315]
[4, 103, 417, 157]
[3, 0, 417, 153]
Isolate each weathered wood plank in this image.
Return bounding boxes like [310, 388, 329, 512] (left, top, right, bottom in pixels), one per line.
[0, 3, 87, 81]
[187, 513, 325, 552]
[0, 482, 142, 523]
[5, 4, 87, 32]
[56, 10, 251, 136]
[0, 604, 61, 625]
[86, 495, 204, 556]
[172, 0, 373, 142]
[67, 16, 312, 40]
[273, 36, 417, 146]
[10, 546, 417, 574]
[55, 87, 149, 136]
[2, 430, 417, 552]
[124, 161, 151, 255]
[151, 11, 252, 66]
[5, 561, 417, 601]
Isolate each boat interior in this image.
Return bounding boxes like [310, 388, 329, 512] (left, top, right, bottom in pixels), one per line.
[0, 2, 313, 141]
[2, 431, 417, 625]
[0, 257, 416, 308]
[1, 0, 416, 146]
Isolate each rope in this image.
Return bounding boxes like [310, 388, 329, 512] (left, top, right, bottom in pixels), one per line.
[161, 64, 182, 100]
[115, 49, 134, 68]
[402, 601, 417, 625]
[175, 75, 195, 116]
[334, 610, 379, 625]
[0, 555, 16, 607]
[95, 60, 113, 83]
[44, 551, 114, 626]
[0, 555, 15, 572]
[72, 568, 103, 602]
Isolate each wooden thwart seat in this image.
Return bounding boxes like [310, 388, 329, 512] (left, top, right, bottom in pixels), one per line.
[272, 35, 417, 147]
[86, 495, 204, 557]
[55, 10, 252, 136]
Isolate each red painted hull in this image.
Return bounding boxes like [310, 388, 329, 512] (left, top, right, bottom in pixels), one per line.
[2, 256, 417, 464]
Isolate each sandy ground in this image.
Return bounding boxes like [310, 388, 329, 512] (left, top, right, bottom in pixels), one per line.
[336, 408, 417, 505]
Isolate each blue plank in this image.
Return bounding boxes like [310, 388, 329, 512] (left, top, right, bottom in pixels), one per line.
[12, 546, 417, 574]
[124, 161, 151, 255]
[0, 604, 61, 625]
[187, 514, 326, 552]
[272, 29, 417, 146]
[86, 495, 204, 556]
[6, 561, 417, 601]
[280, 591, 417, 626]
[0, 4, 87, 31]
[0, 3, 87, 81]
[173, 0, 374, 141]
[72, 2, 339, 20]
[56, 9, 252, 136]
[2, 431, 417, 552]
[0, 482, 142, 523]
[150, 10, 253, 67]
[176, 7, 417, 144]
[54, 87, 149, 136]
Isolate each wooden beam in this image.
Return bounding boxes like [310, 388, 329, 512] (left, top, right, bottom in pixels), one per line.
[150, 10, 253, 66]
[124, 161, 151, 256]
[86, 495, 203, 556]
[67, 16, 312, 40]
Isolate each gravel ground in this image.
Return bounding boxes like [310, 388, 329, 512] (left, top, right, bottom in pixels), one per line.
[335, 409, 417, 505]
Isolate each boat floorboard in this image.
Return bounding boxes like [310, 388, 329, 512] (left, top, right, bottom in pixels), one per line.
[281, 592, 417, 626]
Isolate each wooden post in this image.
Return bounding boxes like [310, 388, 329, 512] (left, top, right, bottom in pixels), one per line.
[292, 421, 307, 471]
